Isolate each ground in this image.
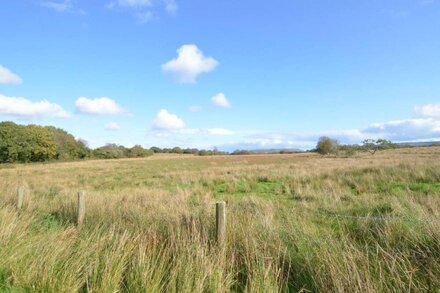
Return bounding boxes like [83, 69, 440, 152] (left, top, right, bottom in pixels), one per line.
[1, 147, 440, 292]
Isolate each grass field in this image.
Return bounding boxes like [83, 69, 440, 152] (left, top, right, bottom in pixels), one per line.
[1, 147, 440, 292]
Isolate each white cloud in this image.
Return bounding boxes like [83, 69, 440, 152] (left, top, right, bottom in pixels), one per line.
[211, 93, 231, 108]
[42, 0, 72, 12]
[188, 106, 202, 112]
[150, 108, 236, 138]
[0, 94, 70, 119]
[152, 109, 185, 130]
[363, 118, 440, 141]
[41, 1, 86, 15]
[0, 65, 23, 85]
[75, 97, 128, 115]
[175, 128, 235, 136]
[203, 128, 235, 135]
[107, 0, 175, 22]
[147, 103, 440, 151]
[162, 44, 218, 83]
[415, 103, 440, 118]
[220, 115, 440, 151]
[105, 122, 121, 131]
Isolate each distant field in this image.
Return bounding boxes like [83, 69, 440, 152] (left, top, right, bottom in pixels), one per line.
[1, 147, 440, 292]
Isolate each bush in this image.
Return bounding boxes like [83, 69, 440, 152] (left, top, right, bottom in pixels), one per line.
[316, 137, 339, 155]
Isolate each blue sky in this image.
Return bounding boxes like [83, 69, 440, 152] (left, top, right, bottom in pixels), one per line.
[1, 0, 440, 150]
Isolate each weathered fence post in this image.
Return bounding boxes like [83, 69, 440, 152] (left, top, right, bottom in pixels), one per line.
[17, 186, 25, 210]
[77, 191, 86, 227]
[216, 201, 226, 245]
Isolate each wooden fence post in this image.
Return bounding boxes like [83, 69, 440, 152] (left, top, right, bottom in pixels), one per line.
[77, 191, 86, 227]
[17, 186, 24, 210]
[216, 201, 226, 245]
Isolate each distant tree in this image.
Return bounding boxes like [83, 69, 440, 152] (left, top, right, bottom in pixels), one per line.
[231, 150, 252, 155]
[26, 125, 58, 162]
[183, 148, 199, 155]
[337, 144, 358, 157]
[45, 126, 90, 160]
[0, 122, 58, 163]
[150, 146, 162, 153]
[0, 121, 27, 163]
[127, 145, 153, 158]
[93, 144, 126, 159]
[316, 136, 339, 155]
[171, 147, 183, 154]
[362, 139, 396, 155]
[197, 150, 208, 156]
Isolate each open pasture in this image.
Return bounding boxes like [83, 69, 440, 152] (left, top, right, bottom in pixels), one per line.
[1, 147, 440, 292]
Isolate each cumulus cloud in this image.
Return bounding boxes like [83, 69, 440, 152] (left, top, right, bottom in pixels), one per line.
[150, 108, 236, 139]
[0, 94, 70, 119]
[162, 44, 218, 83]
[211, 93, 231, 108]
[415, 103, 440, 118]
[0, 65, 22, 84]
[105, 122, 121, 131]
[152, 109, 186, 130]
[75, 97, 128, 115]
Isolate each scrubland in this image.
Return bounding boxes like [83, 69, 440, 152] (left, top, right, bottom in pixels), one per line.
[1, 147, 440, 292]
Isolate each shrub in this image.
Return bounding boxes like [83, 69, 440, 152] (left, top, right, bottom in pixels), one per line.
[316, 136, 339, 155]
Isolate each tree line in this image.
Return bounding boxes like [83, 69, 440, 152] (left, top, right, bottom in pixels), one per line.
[0, 122, 227, 164]
[150, 146, 228, 156]
[0, 122, 404, 164]
[314, 136, 397, 156]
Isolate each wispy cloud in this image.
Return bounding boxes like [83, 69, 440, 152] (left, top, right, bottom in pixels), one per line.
[41, 0, 73, 12]
[41, 0, 84, 14]
[415, 103, 440, 118]
[136, 11, 153, 24]
[105, 122, 122, 131]
[188, 106, 202, 113]
[107, 0, 177, 23]
[164, 0, 178, 15]
[0, 65, 22, 85]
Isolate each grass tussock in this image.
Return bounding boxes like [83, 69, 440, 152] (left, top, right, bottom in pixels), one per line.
[1, 147, 440, 292]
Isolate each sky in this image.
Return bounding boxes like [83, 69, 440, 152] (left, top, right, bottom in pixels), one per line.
[1, 0, 440, 151]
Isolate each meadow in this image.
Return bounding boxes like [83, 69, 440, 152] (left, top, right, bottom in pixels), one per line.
[1, 147, 440, 292]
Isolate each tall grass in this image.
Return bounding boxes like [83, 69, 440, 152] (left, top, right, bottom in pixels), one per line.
[0, 148, 440, 291]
